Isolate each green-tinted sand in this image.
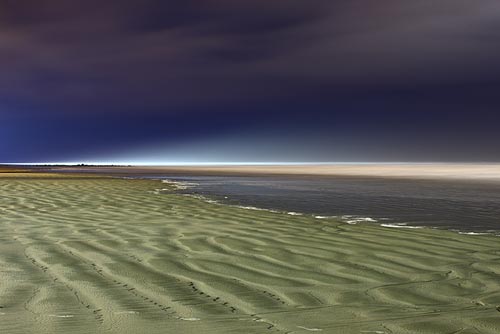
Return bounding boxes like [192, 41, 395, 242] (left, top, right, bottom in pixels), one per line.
[1, 176, 500, 333]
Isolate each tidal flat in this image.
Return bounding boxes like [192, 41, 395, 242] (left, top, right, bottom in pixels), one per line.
[1, 174, 500, 333]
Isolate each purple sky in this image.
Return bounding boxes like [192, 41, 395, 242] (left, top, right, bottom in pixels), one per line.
[1, 1, 500, 163]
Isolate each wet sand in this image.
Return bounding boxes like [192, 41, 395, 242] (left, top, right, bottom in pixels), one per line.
[1, 172, 500, 333]
[44, 163, 500, 181]
[0, 166, 30, 174]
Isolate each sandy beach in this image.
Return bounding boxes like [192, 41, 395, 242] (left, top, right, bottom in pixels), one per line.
[1, 169, 500, 333]
[3, 0, 500, 332]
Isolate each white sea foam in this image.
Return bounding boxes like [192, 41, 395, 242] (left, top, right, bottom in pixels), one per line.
[178, 317, 201, 321]
[181, 193, 280, 211]
[287, 211, 303, 216]
[341, 216, 378, 224]
[314, 215, 338, 219]
[380, 223, 423, 229]
[235, 205, 267, 211]
[161, 179, 199, 190]
[234, 205, 280, 213]
[183, 194, 219, 204]
[458, 232, 490, 235]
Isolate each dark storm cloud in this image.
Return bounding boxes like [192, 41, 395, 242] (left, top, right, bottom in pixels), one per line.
[0, 0, 330, 113]
[2, 1, 500, 162]
[1, 0, 500, 115]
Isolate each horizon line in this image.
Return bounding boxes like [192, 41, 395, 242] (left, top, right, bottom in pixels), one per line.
[3, 161, 500, 167]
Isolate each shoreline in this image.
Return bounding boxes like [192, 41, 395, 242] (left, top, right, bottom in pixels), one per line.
[156, 178, 500, 237]
[3, 168, 499, 236]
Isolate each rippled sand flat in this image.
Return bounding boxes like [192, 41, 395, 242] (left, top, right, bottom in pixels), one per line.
[1, 175, 500, 333]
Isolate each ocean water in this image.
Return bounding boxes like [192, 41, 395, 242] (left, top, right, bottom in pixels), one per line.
[152, 175, 500, 233]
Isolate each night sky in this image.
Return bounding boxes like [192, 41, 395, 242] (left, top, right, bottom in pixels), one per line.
[2, 1, 500, 163]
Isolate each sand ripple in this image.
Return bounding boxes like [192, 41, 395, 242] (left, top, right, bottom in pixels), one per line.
[0, 177, 499, 333]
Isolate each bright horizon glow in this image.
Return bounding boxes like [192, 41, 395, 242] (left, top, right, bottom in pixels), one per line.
[4, 161, 499, 166]
[5, 161, 392, 166]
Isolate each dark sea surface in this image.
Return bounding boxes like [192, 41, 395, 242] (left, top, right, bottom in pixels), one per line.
[147, 175, 500, 233]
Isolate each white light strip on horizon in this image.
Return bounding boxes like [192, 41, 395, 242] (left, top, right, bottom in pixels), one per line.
[5, 161, 365, 166]
[2, 161, 489, 166]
